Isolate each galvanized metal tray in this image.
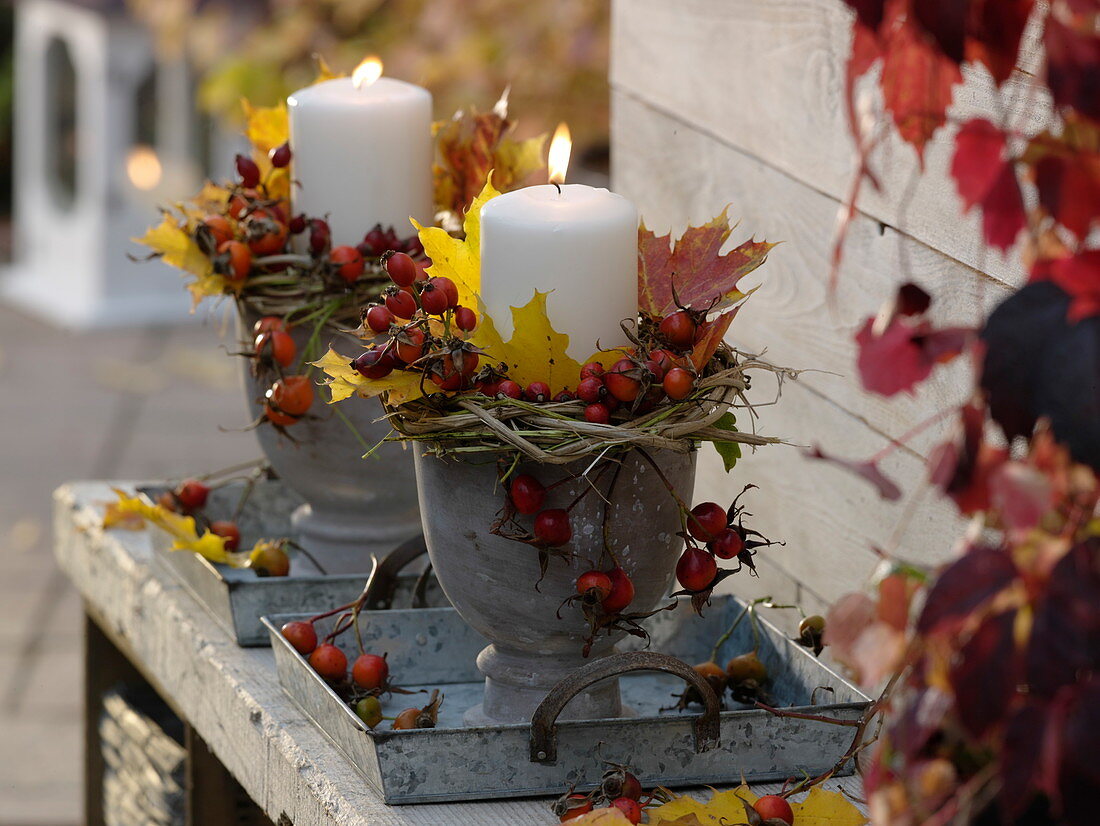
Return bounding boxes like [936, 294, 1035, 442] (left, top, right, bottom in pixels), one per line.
[264, 595, 869, 803]
[140, 481, 443, 646]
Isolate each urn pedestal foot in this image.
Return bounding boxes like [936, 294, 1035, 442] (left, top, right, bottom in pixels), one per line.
[463, 643, 623, 725]
[290, 504, 420, 575]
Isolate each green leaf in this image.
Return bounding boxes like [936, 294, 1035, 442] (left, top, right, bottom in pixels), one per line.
[711, 412, 742, 472]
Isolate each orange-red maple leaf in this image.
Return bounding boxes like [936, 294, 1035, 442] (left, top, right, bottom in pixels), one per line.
[637, 209, 776, 318]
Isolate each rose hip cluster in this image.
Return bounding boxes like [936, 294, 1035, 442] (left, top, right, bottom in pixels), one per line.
[672, 488, 777, 608]
[280, 620, 443, 731]
[155, 477, 290, 576]
[201, 148, 422, 289]
[553, 765, 655, 824]
[350, 251, 484, 390]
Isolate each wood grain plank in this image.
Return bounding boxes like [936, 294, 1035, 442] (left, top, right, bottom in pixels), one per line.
[610, 0, 1047, 284]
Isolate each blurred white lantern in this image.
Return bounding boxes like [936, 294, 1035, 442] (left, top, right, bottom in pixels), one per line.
[1, 0, 241, 328]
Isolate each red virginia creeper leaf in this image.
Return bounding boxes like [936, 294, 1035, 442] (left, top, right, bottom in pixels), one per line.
[1050, 250, 1100, 322]
[916, 544, 1017, 634]
[1025, 538, 1100, 699]
[1000, 701, 1053, 819]
[913, 0, 968, 63]
[989, 460, 1055, 532]
[804, 445, 902, 501]
[1035, 152, 1100, 239]
[1059, 678, 1100, 826]
[637, 210, 776, 317]
[980, 162, 1027, 251]
[841, 0, 886, 31]
[881, 9, 964, 162]
[856, 316, 933, 396]
[950, 609, 1020, 738]
[1045, 16, 1100, 122]
[951, 119, 1007, 211]
[928, 403, 1009, 514]
[951, 119, 1025, 251]
[966, 0, 1036, 84]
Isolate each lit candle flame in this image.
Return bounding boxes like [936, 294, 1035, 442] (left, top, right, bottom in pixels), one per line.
[353, 56, 383, 89]
[548, 122, 571, 186]
[126, 145, 162, 191]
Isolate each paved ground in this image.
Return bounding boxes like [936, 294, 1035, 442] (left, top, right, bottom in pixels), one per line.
[0, 303, 258, 825]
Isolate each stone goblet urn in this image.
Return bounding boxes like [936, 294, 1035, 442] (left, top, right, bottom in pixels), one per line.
[239, 309, 420, 574]
[414, 447, 697, 724]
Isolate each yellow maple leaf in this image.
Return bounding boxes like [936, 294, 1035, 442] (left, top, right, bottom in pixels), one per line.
[566, 808, 637, 826]
[242, 99, 288, 156]
[103, 490, 242, 567]
[496, 133, 547, 184]
[789, 787, 867, 826]
[470, 292, 583, 388]
[411, 177, 501, 310]
[650, 785, 865, 826]
[311, 347, 438, 407]
[133, 214, 212, 278]
[313, 55, 344, 83]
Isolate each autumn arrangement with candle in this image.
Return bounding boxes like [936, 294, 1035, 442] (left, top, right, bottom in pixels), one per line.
[133, 58, 546, 391]
[319, 123, 793, 642]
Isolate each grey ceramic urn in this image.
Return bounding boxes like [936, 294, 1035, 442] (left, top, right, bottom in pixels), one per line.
[414, 447, 697, 724]
[239, 310, 420, 574]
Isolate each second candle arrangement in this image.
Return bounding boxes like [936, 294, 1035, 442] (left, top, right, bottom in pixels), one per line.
[317, 125, 792, 723]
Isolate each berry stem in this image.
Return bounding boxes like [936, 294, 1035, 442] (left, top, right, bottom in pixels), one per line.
[600, 459, 626, 567]
[634, 448, 693, 532]
[752, 700, 861, 727]
[251, 253, 314, 268]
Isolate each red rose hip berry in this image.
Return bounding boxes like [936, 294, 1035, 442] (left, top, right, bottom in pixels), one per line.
[330, 245, 364, 283]
[688, 501, 728, 541]
[755, 795, 794, 825]
[385, 251, 417, 287]
[663, 367, 695, 400]
[533, 509, 572, 546]
[611, 797, 643, 824]
[659, 310, 697, 349]
[605, 359, 641, 403]
[584, 403, 611, 424]
[601, 567, 635, 613]
[280, 621, 317, 655]
[710, 528, 744, 559]
[510, 474, 546, 515]
[174, 479, 209, 510]
[351, 653, 389, 691]
[209, 520, 241, 551]
[308, 643, 348, 682]
[676, 547, 718, 592]
[576, 570, 613, 601]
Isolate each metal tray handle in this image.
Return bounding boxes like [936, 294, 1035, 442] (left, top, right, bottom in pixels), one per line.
[530, 651, 722, 764]
[363, 533, 429, 609]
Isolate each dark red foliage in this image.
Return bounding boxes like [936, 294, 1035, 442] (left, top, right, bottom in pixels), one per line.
[1025, 539, 1100, 699]
[1045, 16, 1100, 123]
[1048, 250, 1100, 322]
[966, 0, 1035, 83]
[950, 609, 1020, 737]
[841, 0, 885, 31]
[950, 119, 1025, 251]
[982, 281, 1100, 471]
[999, 701, 1055, 820]
[855, 283, 973, 397]
[1035, 151, 1100, 239]
[928, 402, 1008, 514]
[912, 0, 968, 63]
[916, 544, 1017, 634]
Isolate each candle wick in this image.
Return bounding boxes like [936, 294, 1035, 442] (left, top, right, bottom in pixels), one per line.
[553, 182, 562, 195]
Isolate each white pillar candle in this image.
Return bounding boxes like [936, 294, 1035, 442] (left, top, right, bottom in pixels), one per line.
[287, 59, 433, 246]
[479, 184, 639, 361]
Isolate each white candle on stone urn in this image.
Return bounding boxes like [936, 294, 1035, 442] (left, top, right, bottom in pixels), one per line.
[479, 124, 639, 361]
[287, 57, 434, 246]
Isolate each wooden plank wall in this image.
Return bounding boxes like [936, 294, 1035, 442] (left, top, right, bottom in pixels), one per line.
[609, 0, 1039, 613]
